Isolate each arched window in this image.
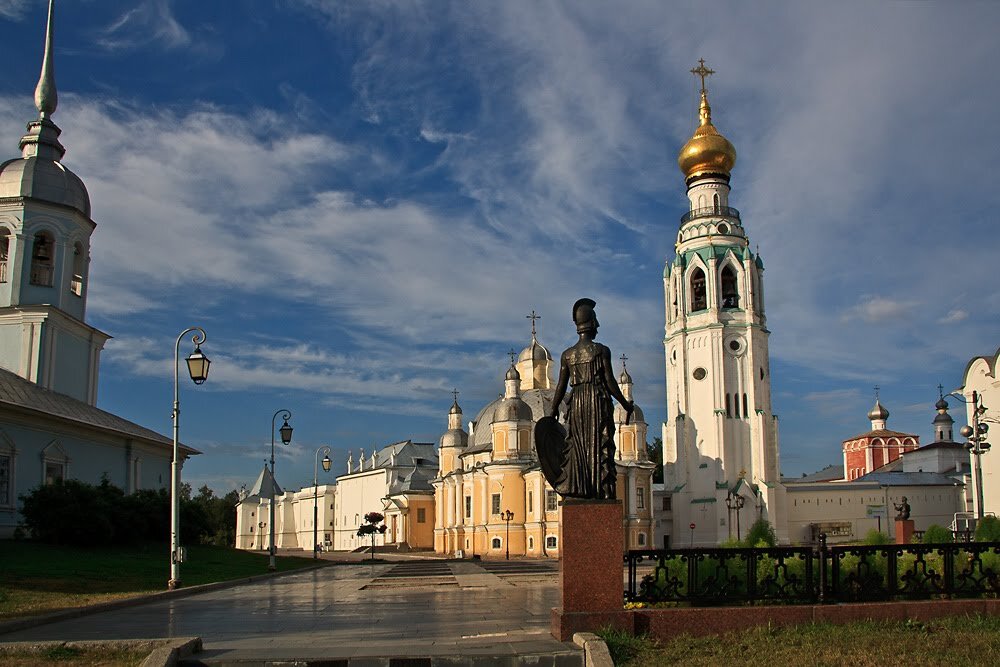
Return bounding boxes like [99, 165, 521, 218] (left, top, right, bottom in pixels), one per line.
[725, 394, 731, 418]
[29, 232, 54, 287]
[743, 393, 749, 418]
[690, 268, 707, 311]
[721, 265, 739, 308]
[0, 229, 9, 283]
[713, 193, 721, 212]
[638, 532, 647, 547]
[491, 537, 501, 549]
[528, 536, 534, 551]
[71, 242, 85, 296]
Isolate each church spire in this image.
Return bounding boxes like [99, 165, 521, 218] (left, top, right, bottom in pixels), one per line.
[35, 0, 58, 120]
[678, 59, 736, 184]
[20, 0, 65, 160]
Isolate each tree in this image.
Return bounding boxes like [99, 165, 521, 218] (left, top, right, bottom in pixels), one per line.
[357, 511, 387, 559]
[646, 437, 664, 483]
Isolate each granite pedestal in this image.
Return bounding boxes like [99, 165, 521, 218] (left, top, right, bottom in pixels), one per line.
[551, 499, 628, 640]
[895, 519, 915, 544]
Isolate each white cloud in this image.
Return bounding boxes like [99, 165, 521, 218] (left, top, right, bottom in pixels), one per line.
[98, 0, 190, 51]
[0, 0, 30, 20]
[841, 296, 919, 324]
[939, 309, 968, 324]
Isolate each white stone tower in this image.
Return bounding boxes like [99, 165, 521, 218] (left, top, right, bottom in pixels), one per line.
[661, 61, 785, 546]
[0, 1, 109, 405]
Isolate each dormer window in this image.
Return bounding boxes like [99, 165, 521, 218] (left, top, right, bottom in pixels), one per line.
[721, 266, 739, 308]
[29, 232, 54, 287]
[690, 268, 707, 311]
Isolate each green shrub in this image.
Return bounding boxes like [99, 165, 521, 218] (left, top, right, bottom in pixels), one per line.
[975, 516, 1000, 542]
[743, 518, 776, 547]
[19, 479, 233, 546]
[922, 524, 953, 544]
[862, 529, 892, 545]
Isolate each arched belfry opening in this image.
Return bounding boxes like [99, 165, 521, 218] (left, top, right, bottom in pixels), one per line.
[0, 229, 10, 283]
[690, 267, 707, 311]
[29, 232, 54, 287]
[720, 265, 739, 309]
[71, 242, 85, 296]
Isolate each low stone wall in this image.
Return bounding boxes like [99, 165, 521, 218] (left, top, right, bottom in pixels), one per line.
[552, 598, 1000, 641]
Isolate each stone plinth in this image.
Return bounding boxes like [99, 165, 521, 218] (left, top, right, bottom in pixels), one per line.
[896, 519, 915, 544]
[551, 498, 623, 640]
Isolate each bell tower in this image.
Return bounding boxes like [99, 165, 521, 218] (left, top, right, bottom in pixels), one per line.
[662, 61, 786, 545]
[0, 0, 109, 405]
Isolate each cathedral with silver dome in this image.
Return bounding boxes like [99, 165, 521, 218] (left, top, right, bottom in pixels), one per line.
[431, 317, 656, 557]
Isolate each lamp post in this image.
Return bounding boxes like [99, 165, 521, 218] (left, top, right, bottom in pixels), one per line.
[269, 409, 293, 571]
[725, 491, 745, 541]
[947, 391, 992, 520]
[168, 327, 211, 590]
[502, 509, 514, 560]
[313, 446, 331, 559]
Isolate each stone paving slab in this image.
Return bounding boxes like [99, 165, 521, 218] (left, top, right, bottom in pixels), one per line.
[0, 560, 580, 665]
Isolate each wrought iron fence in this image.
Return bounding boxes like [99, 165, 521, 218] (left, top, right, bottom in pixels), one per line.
[625, 537, 1000, 606]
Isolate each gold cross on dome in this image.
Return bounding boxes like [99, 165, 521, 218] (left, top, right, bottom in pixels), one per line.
[508, 349, 517, 366]
[526, 310, 541, 336]
[691, 58, 715, 93]
[451, 388, 459, 403]
[620, 353, 628, 370]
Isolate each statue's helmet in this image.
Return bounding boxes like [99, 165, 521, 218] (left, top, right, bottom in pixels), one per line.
[572, 298, 599, 333]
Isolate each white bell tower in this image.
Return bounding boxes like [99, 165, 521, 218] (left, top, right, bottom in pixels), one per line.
[662, 61, 786, 546]
[0, 1, 109, 405]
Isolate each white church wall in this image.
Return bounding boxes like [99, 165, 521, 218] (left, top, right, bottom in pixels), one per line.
[961, 351, 999, 519]
[334, 468, 388, 551]
[0, 419, 173, 537]
[785, 483, 964, 544]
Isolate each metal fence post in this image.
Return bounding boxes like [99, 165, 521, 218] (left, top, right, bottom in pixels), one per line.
[818, 533, 828, 604]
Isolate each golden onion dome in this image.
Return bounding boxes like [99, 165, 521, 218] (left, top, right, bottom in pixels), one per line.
[677, 89, 737, 182]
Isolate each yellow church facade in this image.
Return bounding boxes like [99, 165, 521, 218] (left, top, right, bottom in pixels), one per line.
[432, 327, 656, 558]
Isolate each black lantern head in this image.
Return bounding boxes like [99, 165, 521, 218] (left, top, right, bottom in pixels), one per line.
[186, 345, 211, 385]
[279, 419, 293, 445]
[321, 455, 331, 472]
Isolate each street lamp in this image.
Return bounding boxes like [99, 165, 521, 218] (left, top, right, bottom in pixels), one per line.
[168, 327, 210, 590]
[502, 509, 514, 560]
[269, 409, 293, 571]
[725, 491, 745, 541]
[947, 391, 992, 520]
[313, 446, 332, 559]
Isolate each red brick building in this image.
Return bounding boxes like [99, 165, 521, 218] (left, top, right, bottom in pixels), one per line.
[842, 395, 919, 480]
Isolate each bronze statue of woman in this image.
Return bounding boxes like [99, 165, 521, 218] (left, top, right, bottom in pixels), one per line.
[536, 298, 633, 499]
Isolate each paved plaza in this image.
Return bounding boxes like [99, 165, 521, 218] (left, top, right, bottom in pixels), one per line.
[0, 557, 582, 664]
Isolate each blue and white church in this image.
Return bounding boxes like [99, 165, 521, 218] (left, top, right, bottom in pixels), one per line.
[0, 1, 192, 537]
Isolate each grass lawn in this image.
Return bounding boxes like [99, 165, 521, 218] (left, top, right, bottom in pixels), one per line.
[603, 614, 1000, 666]
[0, 643, 152, 667]
[0, 540, 321, 619]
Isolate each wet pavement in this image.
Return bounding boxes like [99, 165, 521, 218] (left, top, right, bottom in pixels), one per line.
[0, 558, 578, 664]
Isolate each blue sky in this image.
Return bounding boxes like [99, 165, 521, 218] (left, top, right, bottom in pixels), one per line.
[1, 1, 998, 494]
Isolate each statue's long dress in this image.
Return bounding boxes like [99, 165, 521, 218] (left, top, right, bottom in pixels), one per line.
[559, 345, 617, 499]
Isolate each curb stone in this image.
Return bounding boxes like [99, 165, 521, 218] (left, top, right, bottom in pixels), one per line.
[573, 632, 613, 667]
[141, 637, 202, 667]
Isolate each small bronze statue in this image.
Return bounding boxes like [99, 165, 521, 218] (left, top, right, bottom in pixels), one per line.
[894, 496, 911, 521]
[535, 298, 633, 499]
